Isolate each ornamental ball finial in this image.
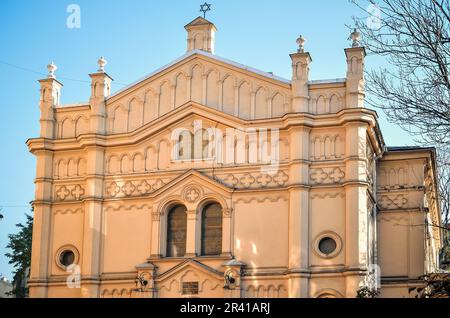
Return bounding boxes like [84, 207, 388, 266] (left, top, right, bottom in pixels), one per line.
[97, 56, 107, 72]
[350, 28, 361, 47]
[296, 35, 306, 53]
[47, 62, 57, 79]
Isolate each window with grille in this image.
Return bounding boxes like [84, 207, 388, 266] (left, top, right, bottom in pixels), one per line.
[182, 282, 199, 295]
[201, 203, 222, 256]
[166, 205, 187, 257]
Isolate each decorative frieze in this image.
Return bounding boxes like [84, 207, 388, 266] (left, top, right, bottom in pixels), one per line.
[54, 157, 87, 179]
[310, 134, 345, 161]
[104, 178, 172, 198]
[53, 207, 83, 215]
[310, 192, 345, 200]
[54, 184, 85, 201]
[377, 166, 410, 190]
[215, 170, 289, 189]
[310, 167, 345, 185]
[234, 196, 288, 204]
[379, 194, 409, 209]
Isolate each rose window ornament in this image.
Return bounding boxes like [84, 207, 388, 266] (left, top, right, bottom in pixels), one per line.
[183, 185, 202, 203]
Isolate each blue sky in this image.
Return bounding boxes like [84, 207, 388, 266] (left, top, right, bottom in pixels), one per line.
[0, 0, 415, 280]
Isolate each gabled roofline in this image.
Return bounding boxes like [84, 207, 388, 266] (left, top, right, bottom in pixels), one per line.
[107, 49, 291, 101]
[50, 51, 352, 109]
[184, 16, 217, 29]
[386, 146, 436, 153]
[150, 169, 232, 199]
[155, 259, 223, 282]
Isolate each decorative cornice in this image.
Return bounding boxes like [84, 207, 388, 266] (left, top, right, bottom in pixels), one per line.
[27, 106, 380, 152]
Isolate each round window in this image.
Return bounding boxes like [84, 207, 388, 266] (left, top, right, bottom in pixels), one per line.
[318, 237, 337, 255]
[59, 250, 75, 267]
[55, 245, 79, 270]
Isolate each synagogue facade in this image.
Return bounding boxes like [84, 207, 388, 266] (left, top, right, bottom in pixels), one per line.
[27, 17, 443, 298]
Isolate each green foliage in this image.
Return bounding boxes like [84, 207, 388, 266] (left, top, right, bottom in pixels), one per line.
[4, 213, 33, 298]
[409, 273, 450, 298]
[356, 286, 379, 298]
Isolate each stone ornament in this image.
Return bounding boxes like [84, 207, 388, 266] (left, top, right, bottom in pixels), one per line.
[223, 208, 233, 218]
[47, 62, 57, 78]
[182, 185, 202, 203]
[379, 194, 409, 209]
[310, 167, 345, 185]
[350, 28, 361, 47]
[55, 184, 85, 201]
[104, 178, 172, 198]
[97, 56, 107, 72]
[296, 35, 306, 53]
[217, 170, 289, 189]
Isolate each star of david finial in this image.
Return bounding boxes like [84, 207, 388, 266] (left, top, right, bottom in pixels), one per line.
[200, 2, 212, 18]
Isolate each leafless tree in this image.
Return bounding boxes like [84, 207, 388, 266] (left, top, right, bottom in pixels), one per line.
[437, 147, 450, 226]
[351, 0, 450, 228]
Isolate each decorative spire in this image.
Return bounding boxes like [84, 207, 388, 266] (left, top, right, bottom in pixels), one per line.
[350, 28, 361, 48]
[296, 35, 306, 53]
[97, 56, 107, 72]
[47, 62, 57, 79]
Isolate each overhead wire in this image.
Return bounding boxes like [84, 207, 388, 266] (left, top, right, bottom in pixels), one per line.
[0, 60, 128, 86]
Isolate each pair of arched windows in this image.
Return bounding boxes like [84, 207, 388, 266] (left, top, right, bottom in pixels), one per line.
[166, 203, 223, 257]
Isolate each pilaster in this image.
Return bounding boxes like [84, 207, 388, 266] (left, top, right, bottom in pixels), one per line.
[30, 64, 61, 297]
[221, 208, 233, 256]
[29, 148, 54, 298]
[185, 210, 198, 257]
[287, 126, 310, 297]
[344, 121, 370, 297]
[81, 145, 105, 297]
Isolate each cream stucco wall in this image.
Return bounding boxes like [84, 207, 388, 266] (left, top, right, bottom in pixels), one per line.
[27, 17, 442, 299]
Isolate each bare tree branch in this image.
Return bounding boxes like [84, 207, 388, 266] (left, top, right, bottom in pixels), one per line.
[352, 0, 450, 239]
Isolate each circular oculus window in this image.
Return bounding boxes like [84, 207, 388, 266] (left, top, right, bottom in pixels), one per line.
[60, 250, 75, 267]
[314, 232, 342, 259]
[318, 237, 337, 255]
[55, 246, 79, 270]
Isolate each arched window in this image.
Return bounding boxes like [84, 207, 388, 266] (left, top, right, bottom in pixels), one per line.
[201, 203, 223, 256]
[202, 129, 211, 159]
[166, 205, 187, 257]
[179, 131, 193, 161]
[194, 129, 210, 160]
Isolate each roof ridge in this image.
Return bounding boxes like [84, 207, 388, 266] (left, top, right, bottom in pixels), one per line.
[107, 50, 290, 100]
